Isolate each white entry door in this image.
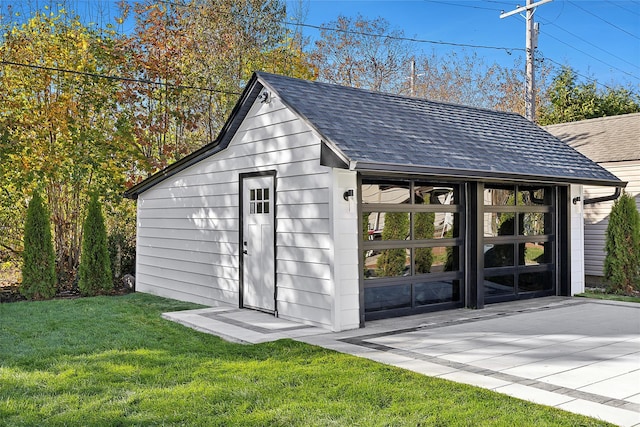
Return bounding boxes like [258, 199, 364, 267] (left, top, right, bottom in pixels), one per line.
[241, 175, 275, 312]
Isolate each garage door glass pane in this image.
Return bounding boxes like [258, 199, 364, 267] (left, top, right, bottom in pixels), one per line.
[415, 246, 459, 274]
[521, 242, 551, 265]
[519, 186, 550, 205]
[362, 182, 411, 204]
[484, 186, 515, 205]
[484, 274, 515, 296]
[414, 184, 456, 205]
[519, 271, 553, 292]
[414, 280, 461, 305]
[363, 212, 409, 241]
[484, 212, 517, 237]
[484, 244, 514, 268]
[520, 213, 550, 236]
[365, 284, 411, 312]
[364, 248, 410, 279]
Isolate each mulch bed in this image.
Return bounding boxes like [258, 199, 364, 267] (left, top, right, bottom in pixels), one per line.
[1, 280, 134, 303]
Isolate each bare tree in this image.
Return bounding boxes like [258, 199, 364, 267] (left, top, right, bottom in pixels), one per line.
[310, 15, 412, 93]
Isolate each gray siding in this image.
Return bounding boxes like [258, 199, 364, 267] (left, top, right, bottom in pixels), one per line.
[583, 161, 640, 277]
[135, 95, 335, 328]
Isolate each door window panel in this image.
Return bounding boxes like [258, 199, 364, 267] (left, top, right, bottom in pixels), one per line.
[249, 187, 270, 216]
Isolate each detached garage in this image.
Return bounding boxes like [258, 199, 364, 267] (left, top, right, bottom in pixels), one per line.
[124, 72, 622, 332]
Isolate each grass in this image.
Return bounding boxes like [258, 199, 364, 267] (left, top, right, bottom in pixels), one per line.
[576, 290, 640, 303]
[0, 294, 613, 426]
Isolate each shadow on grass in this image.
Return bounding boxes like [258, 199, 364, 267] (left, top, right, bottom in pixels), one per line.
[0, 294, 614, 426]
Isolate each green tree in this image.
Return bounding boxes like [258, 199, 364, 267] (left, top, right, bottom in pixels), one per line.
[414, 194, 435, 274]
[78, 194, 113, 296]
[539, 66, 640, 125]
[0, 8, 132, 283]
[20, 191, 57, 300]
[376, 212, 409, 277]
[117, 0, 314, 176]
[604, 193, 640, 294]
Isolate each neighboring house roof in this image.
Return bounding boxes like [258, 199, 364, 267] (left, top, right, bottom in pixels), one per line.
[125, 72, 622, 199]
[545, 113, 640, 163]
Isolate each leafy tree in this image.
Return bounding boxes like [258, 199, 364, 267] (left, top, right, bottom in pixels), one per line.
[376, 212, 409, 277]
[78, 194, 113, 295]
[604, 193, 640, 294]
[0, 8, 132, 284]
[21, 191, 56, 300]
[117, 0, 314, 176]
[539, 66, 640, 125]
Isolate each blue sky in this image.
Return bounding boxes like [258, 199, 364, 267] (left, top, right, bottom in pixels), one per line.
[2, 0, 638, 89]
[288, 0, 640, 89]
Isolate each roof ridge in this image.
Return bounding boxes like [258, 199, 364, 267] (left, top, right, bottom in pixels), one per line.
[544, 112, 640, 128]
[255, 71, 524, 118]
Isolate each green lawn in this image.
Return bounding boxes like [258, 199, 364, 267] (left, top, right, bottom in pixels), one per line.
[0, 294, 612, 426]
[576, 290, 640, 303]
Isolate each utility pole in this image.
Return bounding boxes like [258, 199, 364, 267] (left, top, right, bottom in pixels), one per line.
[500, 0, 552, 122]
[410, 58, 416, 97]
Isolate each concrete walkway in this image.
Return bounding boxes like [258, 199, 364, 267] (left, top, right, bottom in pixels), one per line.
[163, 297, 640, 427]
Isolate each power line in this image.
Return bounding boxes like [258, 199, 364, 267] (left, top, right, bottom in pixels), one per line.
[604, 0, 640, 17]
[567, 0, 640, 40]
[0, 60, 241, 95]
[538, 31, 640, 81]
[540, 55, 616, 91]
[540, 19, 640, 71]
[426, 1, 498, 12]
[158, 0, 524, 53]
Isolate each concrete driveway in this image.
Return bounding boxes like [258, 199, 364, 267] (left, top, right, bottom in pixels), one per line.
[164, 297, 640, 426]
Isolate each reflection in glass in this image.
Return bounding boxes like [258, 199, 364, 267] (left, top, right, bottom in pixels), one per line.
[518, 186, 549, 205]
[484, 212, 516, 237]
[415, 246, 459, 274]
[363, 212, 409, 242]
[484, 186, 515, 206]
[520, 242, 551, 265]
[365, 284, 411, 312]
[484, 274, 515, 296]
[364, 249, 410, 279]
[362, 181, 411, 204]
[519, 213, 550, 236]
[414, 280, 461, 305]
[414, 184, 456, 205]
[484, 244, 514, 268]
[519, 271, 553, 292]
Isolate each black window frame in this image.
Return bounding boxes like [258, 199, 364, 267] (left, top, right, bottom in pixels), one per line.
[359, 176, 466, 320]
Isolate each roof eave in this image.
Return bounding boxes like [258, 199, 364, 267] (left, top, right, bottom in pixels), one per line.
[354, 161, 626, 188]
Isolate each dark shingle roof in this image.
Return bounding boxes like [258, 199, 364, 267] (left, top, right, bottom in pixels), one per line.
[258, 72, 621, 185]
[545, 113, 640, 163]
[125, 72, 622, 198]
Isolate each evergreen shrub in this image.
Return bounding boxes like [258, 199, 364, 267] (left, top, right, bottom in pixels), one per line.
[78, 194, 113, 295]
[21, 190, 57, 299]
[604, 193, 640, 294]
